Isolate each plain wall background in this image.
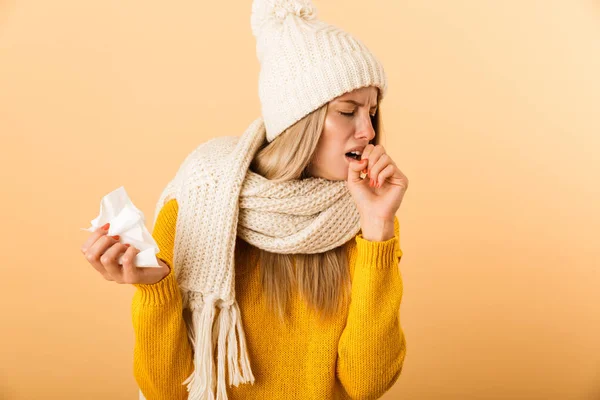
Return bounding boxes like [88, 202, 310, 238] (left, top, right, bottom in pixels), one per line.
[1, 1, 599, 399]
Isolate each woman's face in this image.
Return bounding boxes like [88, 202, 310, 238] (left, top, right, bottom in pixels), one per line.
[307, 86, 378, 181]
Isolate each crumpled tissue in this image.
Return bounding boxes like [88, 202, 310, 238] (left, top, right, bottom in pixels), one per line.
[80, 186, 160, 268]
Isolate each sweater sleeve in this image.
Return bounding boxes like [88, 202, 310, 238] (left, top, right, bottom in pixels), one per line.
[130, 198, 194, 400]
[336, 215, 407, 400]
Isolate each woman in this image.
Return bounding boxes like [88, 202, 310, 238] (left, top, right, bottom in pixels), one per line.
[82, 0, 408, 399]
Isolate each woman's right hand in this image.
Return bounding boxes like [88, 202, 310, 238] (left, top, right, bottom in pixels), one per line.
[81, 223, 171, 285]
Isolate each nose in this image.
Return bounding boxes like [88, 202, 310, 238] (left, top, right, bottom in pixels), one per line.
[356, 113, 376, 142]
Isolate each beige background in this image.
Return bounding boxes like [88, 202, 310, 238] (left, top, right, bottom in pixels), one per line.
[1, 1, 599, 399]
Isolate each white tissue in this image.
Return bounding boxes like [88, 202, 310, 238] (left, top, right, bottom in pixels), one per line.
[80, 186, 161, 268]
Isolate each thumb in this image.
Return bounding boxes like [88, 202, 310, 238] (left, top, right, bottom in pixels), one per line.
[347, 158, 368, 184]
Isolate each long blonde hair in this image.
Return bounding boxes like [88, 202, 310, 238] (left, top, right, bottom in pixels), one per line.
[238, 96, 383, 324]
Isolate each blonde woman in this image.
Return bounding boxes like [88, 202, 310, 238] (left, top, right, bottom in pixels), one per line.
[81, 1, 408, 399]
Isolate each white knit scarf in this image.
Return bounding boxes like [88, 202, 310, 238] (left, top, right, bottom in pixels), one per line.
[149, 116, 362, 399]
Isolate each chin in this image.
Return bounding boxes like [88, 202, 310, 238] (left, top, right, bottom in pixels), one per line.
[311, 163, 347, 181]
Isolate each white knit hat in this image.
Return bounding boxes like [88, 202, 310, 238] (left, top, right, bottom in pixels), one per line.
[251, 0, 388, 142]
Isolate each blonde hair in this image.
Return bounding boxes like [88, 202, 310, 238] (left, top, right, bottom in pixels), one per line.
[239, 94, 383, 324]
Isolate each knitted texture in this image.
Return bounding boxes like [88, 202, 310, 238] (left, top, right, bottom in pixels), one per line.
[250, 0, 388, 142]
[138, 0, 393, 396]
[133, 198, 405, 400]
[150, 116, 363, 399]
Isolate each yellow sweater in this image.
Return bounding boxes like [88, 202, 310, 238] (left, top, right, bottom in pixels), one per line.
[131, 198, 406, 400]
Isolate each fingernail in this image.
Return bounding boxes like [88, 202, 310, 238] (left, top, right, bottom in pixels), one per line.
[125, 244, 130, 248]
[102, 223, 110, 230]
[111, 235, 120, 240]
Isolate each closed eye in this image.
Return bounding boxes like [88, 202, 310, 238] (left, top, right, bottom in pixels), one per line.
[339, 111, 377, 118]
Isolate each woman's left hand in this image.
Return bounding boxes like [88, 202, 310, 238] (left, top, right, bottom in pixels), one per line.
[346, 144, 408, 223]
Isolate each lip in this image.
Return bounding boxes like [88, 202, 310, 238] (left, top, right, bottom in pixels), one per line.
[345, 145, 366, 154]
[344, 154, 360, 163]
[344, 146, 366, 162]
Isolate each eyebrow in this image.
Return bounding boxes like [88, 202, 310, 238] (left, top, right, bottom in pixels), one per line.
[339, 99, 378, 110]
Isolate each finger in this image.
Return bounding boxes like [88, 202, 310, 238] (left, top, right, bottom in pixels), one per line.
[121, 246, 141, 284]
[84, 234, 119, 279]
[347, 157, 368, 183]
[81, 224, 110, 253]
[360, 144, 375, 173]
[364, 145, 385, 177]
[100, 242, 127, 283]
[376, 164, 396, 187]
[369, 153, 391, 187]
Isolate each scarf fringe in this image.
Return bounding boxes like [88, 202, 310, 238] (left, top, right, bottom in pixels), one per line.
[181, 293, 255, 400]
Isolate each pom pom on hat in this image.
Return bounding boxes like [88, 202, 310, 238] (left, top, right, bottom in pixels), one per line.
[251, 0, 318, 37]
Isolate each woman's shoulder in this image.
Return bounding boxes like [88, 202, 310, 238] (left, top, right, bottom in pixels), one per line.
[165, 197, 179, 209]
[155, 198, 179, 220]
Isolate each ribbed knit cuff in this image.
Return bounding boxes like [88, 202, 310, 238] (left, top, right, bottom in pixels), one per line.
[132, 268, 180, 306]
[354, 233, 398, 270]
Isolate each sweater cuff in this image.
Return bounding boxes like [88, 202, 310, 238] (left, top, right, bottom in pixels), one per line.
[354, 233, 398, 270]
[132, 267, 180, 306]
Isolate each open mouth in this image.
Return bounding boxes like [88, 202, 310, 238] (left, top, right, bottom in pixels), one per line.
[345, 152, 361, 161]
